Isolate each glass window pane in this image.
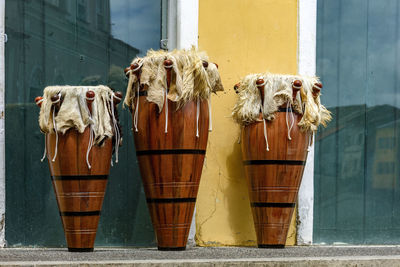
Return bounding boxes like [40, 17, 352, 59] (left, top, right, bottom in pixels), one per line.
[5, 0, 164, 247]
[315, 0, 400, 244]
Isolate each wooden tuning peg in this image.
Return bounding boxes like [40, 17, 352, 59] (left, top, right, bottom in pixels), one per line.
[51, 93, 61, 113]
[35, 96, 43, 108]
[113, 91, 123, 106]
[86, 90, 95, 114]
[312, 82, 322, 98]
[164, 59, 173, 89]
[256, 78, 265, 105]
[292, 80, 302, 101]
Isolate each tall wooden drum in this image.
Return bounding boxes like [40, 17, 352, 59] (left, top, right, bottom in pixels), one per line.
[35, 86, 122, 252]
[124, 50, 223, 250]
[233, 75, 331, 248]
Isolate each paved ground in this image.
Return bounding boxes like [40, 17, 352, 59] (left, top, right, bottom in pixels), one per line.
[1, 246, 400, 266]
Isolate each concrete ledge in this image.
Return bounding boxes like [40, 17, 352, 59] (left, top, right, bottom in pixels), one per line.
[3, 256, 400, 267]
[2, 246, 400, 266]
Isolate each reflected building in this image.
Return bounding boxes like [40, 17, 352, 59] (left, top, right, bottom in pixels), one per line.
[4, 0, 148, 247]
[315, 104, 400, 243]
[5, 0, 139, 103]
[316, 104, 399, 189]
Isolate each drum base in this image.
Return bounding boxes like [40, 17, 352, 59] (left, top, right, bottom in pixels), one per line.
[68, 248, 94, 252]
[258, 244, 285, 249]
[158, 246, 186, 251]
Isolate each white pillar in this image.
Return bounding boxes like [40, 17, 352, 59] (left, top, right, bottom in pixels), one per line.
[176, 0, 198, 49]
[0, 0, 5, 248]
[172, 0, 199, 244]
[297, 0, 317, 245]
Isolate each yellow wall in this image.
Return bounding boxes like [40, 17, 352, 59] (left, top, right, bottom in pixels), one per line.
[196, 0, 298, 246]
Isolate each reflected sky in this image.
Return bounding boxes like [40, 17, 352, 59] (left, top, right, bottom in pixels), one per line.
[317, 0, 400, 109]
[110, 0, 161, 56]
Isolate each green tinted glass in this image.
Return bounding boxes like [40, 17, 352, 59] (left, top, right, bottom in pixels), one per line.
[315, 0, 400, 244]
[5, 0, 164, 247]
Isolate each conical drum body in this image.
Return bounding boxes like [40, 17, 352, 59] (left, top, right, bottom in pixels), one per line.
[241, 109, 309, 248]
[47, 128, 112, 252]
[133, 92, 209, 250]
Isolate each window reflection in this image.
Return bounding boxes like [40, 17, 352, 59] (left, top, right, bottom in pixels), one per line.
[5, 0, 161, 246]
[315, 0, 400, 244]
[110, 1, 162, 56]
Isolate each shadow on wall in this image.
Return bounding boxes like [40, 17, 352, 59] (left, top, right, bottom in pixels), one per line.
[224, 132, 257, 246]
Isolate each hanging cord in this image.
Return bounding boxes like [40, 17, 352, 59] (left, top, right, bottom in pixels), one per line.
[86, 124, 94, 169]
[256, 78, 269, 151]
[35, 98, 48, 162]
[285, 101, 295, 140]
[85, 92, 95, 169]
[196, 98, 200, 137]
[262, 116, 270, 151]
[133, 84, 140, 132]
[260, 105, 269, 151]
[50, 92, 61, 162]
[51, 103, 59, 162]
[164, 86, 168, 133]
[131, 61, 143, 132]
[40, 135, 47, 162]
[208, 97, 212, 131]
[164, 63, 173, 134]
[111, 93, 121, 164]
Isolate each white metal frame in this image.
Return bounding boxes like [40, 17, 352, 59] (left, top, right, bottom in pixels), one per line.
[0, 0, 5, 248]
[169, 0, 199, 243]
[297, 0, 317, 245]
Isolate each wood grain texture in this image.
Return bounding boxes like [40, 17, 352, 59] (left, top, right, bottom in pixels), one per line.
[133, 89, 209, 250]
[46, 127, 112, 252]
[241, 108, 309, 248]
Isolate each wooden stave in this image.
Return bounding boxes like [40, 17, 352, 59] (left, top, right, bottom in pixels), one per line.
[241, 109, 309, 248]
[46, 127, 112, 252]
[133, 91, 209, 250]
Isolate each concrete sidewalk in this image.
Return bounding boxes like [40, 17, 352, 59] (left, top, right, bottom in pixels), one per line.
[1, 246, 400, 266]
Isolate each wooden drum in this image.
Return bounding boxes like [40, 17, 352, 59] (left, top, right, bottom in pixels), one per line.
[233, 75, 330, 248]
[35, 86, 122, 252]
[241, 80, 309, 247]
[125, 53, 219, 250]
[135, 96, 209, 250]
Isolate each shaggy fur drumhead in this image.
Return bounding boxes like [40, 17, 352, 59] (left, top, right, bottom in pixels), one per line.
[232, 73, 331, 133]
[39, 85, 115, 145]
[124, 48, 224, 111]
